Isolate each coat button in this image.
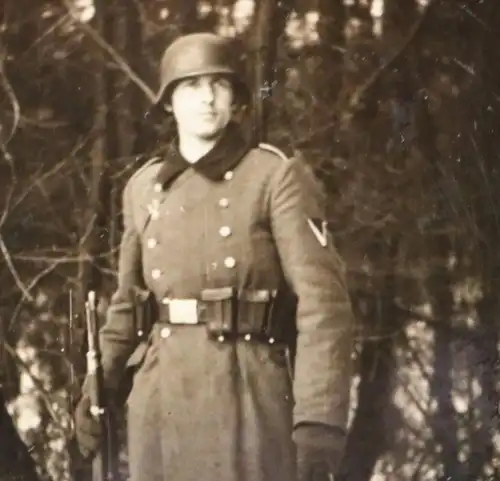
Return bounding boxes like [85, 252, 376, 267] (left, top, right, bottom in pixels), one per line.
[154, 183, 162, 193]
[219, 226, 232, 238]
[224, 256, 236, 268]
[218, 197, 229, 208]
[150, 210, 160, 221]
[223, 171, 234, 181]
[244, 334, 252, 341]
[160, 327, 171, 339]
[151, 268, 162, 280]
[147, 238, 158, 249]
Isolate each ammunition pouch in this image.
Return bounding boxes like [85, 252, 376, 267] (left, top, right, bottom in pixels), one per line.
[202, 287, 280, 343]
[123, 287, 156, 370]
[131, 287, 157, 345]
[116, 289, 157, 405]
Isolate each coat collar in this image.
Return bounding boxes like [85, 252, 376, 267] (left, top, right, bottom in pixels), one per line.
[155, 122, 251, 189]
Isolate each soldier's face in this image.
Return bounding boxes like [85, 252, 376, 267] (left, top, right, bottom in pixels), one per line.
[170, 74, 234, 140]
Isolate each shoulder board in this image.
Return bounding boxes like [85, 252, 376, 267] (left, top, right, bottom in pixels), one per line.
[258, 143, 289, 162]
[129, 155, 162, 183]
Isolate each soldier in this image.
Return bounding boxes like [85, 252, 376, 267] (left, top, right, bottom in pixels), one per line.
[75, 32, 354, 481]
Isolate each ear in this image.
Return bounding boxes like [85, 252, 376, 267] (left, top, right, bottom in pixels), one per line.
[231, 103, 248, 123]
[232, 103, 247, 116]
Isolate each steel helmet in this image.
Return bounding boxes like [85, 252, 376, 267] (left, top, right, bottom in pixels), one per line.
[154, 32, 249, 105]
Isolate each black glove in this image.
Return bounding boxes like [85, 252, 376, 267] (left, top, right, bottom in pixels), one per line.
[74, 395, 102, 459]
[294, 423, 346, 481]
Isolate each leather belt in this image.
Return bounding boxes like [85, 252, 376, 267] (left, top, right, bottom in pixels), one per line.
[155, 287, 284, 344]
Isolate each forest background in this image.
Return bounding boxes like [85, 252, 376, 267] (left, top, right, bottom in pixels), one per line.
[0, 0, 499, 480]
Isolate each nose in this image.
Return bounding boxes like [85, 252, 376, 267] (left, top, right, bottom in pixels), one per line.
[198, 80, 215, 103]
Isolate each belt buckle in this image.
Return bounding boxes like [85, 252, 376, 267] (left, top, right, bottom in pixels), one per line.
[168, 299, 199, 324]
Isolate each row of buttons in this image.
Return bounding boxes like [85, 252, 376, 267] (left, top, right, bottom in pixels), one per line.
[147, 231, 233, 248]
[152, 172, 233, 194]
[218, 186, 234, 267]
[147, 170, 236, 282]
[150, 255, 236, 281]
[145, 219, 231, 249]
[217, 178, 233, 270]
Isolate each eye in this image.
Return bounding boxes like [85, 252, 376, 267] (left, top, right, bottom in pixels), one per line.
[207, 76, 232, 94]
[184, 77, 199, 87]
[213, 76, 231, 89]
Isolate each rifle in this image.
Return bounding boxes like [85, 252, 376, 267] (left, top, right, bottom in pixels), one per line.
[252, 0, 289, 146]
[66, 289, 78, 479]
[84, 291, 118, 481]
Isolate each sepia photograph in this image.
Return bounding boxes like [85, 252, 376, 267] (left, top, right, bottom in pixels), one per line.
[0, 1, 498, 481]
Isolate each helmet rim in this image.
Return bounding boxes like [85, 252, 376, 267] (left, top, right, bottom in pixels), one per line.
[153, 33, 249, 106]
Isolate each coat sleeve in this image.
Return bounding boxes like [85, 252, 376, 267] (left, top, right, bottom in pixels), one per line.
[269, 157, 354, 432]
[97, 179, 145, 391]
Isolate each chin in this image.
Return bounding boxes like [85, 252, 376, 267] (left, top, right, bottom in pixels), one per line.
[195, 122, 228, 139]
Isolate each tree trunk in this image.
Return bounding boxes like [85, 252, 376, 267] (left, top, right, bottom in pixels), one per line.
[427, 237, 460, 480]
[342, 237, 401, 481]
[466, 1, 500, 478]
[73, 1, 116, 480]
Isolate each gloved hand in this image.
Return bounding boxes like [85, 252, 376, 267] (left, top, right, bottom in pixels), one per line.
[74, 395, 102, 459]
[294, 423, 346, 481]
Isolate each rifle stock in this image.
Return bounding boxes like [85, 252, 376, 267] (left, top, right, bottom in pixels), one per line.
[85, 291, 118, 481]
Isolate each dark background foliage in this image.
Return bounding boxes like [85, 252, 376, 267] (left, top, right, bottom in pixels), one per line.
[1, 0, 500, 480]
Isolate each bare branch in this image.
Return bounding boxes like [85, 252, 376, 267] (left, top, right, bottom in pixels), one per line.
[79, 212, 98, 246]
[347, 0, 436, 113]
[0, 46, 19, 228]
[61, 0, 156, 102]
[3, 111, 71, 129]
[0, 234, 34, 302]
[21, 13, 71, 57]
[12, 251, 109, 264]
[9, 260, 70, 328]
[8, 132, 94, 237]
[0, 46, 20, 144]
[295, 0, 437, 148]
[0, 177, 15, 229]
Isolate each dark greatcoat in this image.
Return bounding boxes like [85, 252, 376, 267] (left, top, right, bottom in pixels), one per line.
[96, 124, 354, 481]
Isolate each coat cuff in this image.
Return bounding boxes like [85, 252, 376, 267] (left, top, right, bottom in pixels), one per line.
[293, 422, 347, 474]
[293, 422, 346, 451]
